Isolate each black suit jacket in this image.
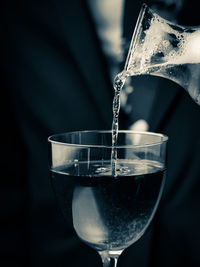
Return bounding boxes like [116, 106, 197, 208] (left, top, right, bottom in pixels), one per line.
[1, 0, 200, 267]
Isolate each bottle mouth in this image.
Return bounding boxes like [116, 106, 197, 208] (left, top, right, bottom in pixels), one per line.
[124, 3, 148, 71]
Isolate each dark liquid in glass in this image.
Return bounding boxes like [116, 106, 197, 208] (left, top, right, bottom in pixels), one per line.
[51, 160, 165, 252]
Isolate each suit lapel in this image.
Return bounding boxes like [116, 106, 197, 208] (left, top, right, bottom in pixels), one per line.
[54, 1, 113, 128]
[53, 1, 181, 133]
[148, 79, 182, 132]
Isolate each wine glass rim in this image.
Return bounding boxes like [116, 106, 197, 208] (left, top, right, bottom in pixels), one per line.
[48, 130, 168, 148]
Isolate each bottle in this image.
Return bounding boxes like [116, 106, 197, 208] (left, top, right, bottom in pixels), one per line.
[123, 3, 200, 105]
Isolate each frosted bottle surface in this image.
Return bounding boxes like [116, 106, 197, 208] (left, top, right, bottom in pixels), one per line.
[124, 4, 200, 104]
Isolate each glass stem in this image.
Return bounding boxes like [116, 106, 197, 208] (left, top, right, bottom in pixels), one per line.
[102, 257, 118, 267]
[99, 251, 121, 267]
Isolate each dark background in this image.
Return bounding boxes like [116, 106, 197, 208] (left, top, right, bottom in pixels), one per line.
[1, 0, 200, 266]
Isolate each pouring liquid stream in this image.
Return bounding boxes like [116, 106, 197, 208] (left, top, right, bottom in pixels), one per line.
[111, 73, 127, 176]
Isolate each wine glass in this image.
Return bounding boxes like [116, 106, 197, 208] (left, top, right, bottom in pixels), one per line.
[48, 130, 168, 267]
